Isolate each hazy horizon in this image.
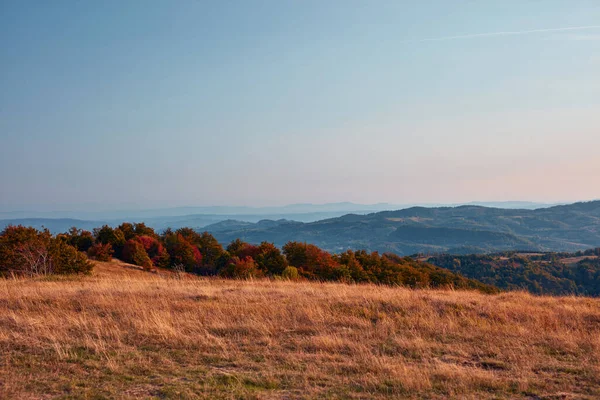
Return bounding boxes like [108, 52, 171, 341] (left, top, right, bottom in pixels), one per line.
[0, 199, 586, 216]
[2, 1, 599, 210]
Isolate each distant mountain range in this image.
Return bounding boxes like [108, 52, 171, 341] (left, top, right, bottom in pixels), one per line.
[0, 201, 557, 220]
[204, 201, 600, 255]
[3, 200, 597, 255]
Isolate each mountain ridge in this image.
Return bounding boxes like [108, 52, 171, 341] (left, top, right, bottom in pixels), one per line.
[204, 200, 600, 255]
[2, 201, 599, 255]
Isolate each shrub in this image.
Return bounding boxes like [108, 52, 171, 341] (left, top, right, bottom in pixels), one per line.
[281, 266, 299, 280]
[48, 238, 94, 274]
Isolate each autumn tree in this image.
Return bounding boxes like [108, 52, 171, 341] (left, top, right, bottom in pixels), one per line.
[197, 232, 226, 269]
[0, 226, 92, 276]
[87, 242, 114, 262]
[163, 232, 202, 272]
[219, 256, 263, 279]
[122, 239, 153, 270]
[255, 242, 287, 275]
[94, 225, 126, 257]
[64, 227, 94, 252]
[282, 241, 339, 280]
[136, 235, 169, 268]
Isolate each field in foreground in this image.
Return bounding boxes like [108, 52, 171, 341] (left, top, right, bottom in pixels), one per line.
[1, 261, 599, 399]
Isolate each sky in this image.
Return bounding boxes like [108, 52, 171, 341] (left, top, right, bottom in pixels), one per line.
[1, 1, 600, 211]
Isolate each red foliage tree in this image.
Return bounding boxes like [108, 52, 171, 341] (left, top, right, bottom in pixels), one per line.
[136, 235, 169, 268]
[164, 233, 202, 272]
[282, 241, 339, 280]
[87, 242, 114, 262]
[219, 256, 263, 279]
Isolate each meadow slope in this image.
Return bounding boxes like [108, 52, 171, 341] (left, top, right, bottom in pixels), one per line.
[1, 261, 599, 399]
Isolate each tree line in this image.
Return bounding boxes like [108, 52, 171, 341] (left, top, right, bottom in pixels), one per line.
[427, 251, 600, 296]
[0, 223, 497, 293]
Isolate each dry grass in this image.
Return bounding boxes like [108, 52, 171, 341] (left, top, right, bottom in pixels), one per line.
[1, 261, 599, 399]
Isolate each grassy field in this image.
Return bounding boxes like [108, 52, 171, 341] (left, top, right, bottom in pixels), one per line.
[1, 261, 599, 399]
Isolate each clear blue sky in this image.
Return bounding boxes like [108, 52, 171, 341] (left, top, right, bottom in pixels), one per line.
[1, 1, 599, 211]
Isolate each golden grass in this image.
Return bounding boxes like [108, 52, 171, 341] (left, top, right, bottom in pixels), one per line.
[1, 260, 599, 399]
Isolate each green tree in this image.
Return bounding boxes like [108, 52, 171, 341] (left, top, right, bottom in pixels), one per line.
[255, 242, 288, 275]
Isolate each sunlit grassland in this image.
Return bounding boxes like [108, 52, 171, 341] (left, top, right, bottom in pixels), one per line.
[1, 260, 599, 399]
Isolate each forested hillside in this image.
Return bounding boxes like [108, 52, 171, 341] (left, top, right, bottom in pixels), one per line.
[207, 201, 600, 255]
[426, 249, 600, 296]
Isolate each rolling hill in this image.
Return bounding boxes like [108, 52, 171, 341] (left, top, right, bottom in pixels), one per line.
[2, 201, 599, 256]
[205, 201, 600, 255]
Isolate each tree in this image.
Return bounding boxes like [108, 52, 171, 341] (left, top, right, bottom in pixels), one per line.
[0, 226, 92, 276]
[133, 222, 157, 238]
[335, 250, 370, 282]
[0, 226, 52, 276]
[226, 239, 247, 256]
[219, 256, 262, 279]
[255, 242, 287, 275]
[117, 223, 136, 241]
[227, 239, 260, 259]
[175, 227, 202, 245]
[197, 232, 226, 268]
[87, 242, 114, 262]
[282, 241, 339, 280]
[94, 225, 126, 257]
[136, 235, 169, 268]
[282, 242, 308, 268]
[164, 232, 202, 272]
[65, 227, 94, 252]
[122, 239, 153, 270]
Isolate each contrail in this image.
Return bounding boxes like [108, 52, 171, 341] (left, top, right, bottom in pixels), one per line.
[406, 25, 600, 43]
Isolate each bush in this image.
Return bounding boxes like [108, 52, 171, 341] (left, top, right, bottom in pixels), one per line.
[87, 242, 114, 262]
[281, 266, 299, 280]
[49, 238, 94, 274]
